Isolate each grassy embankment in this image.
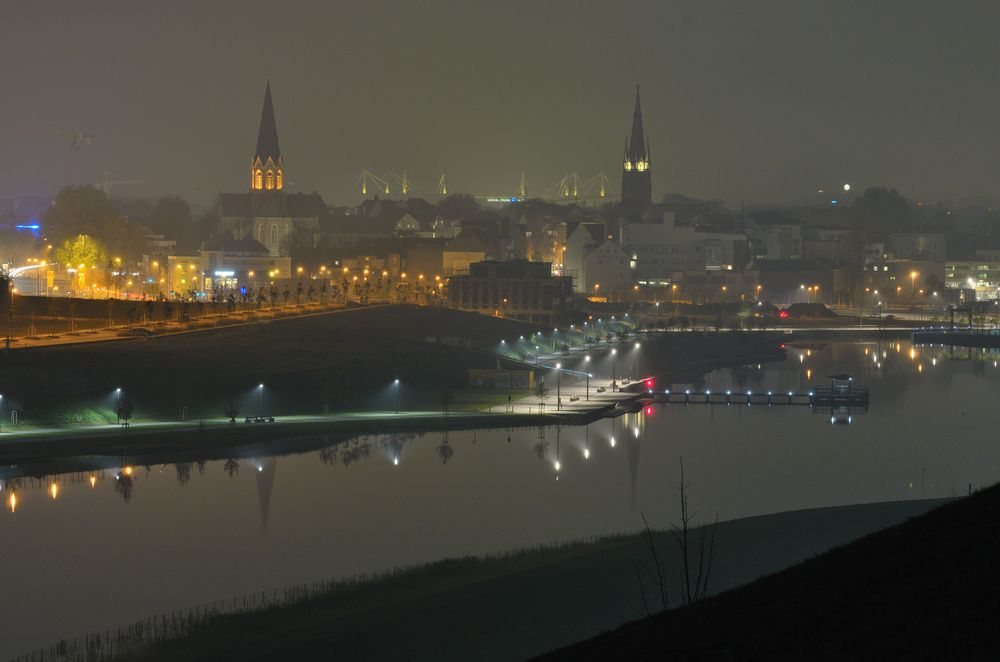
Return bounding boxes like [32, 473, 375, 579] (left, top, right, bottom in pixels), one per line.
[0, 305, 787, 430]
[543, 484, 1000, 661]
[0, 305, 547, 427]
[73, 498, 946, 662]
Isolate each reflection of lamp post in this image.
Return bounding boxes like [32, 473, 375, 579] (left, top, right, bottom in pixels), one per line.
[611, 348, 618, 392]
[910, 270, 919, 304]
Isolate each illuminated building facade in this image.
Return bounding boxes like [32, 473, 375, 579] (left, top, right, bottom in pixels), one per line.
[447, 260, 572, 323]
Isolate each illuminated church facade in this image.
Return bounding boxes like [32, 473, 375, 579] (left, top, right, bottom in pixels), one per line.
[219, 81, 326, 257]
[620, 86, 652, 216]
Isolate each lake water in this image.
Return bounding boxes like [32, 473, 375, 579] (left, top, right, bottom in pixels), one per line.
[2, 337, 999, 658]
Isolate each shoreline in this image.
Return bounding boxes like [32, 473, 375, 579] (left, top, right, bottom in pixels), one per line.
[18, 497, 950, 662]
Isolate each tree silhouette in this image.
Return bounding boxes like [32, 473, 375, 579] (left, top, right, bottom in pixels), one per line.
[437, 438, 454, 464]
[174, 462, 192, 486]
[114, 473, 134, 503]
[223, 459, 240, 477]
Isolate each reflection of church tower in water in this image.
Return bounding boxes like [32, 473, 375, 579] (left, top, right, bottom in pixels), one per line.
[255, 458, 277, 533]
[626, 414, 642, 506]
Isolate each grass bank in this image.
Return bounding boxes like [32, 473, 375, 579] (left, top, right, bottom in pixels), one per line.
[542, 485, 1000, 661]
[31, 498, 945, 662]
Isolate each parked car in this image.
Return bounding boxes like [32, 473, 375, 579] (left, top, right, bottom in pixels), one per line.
[244, 416, 275, 423]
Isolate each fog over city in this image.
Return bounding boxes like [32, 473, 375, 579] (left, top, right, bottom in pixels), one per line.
[2, 0, 999, 205]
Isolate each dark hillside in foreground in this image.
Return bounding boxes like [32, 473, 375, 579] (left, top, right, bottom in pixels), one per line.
[540, 484, 1000, 661]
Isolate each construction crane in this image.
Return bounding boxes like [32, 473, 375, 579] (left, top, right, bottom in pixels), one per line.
[64, 129, 95, 186]
[385, 171, 417, 197]
[358, 169, 391, 196]
[519, 173, 527, 199]
[437, 174, 447, 196]
[97, 172, 145, 197]
[579, 173, 610, 199]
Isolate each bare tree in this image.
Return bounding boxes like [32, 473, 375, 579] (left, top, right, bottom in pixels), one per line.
[671, 458, 718, 605]
[636, 512, 668, 615]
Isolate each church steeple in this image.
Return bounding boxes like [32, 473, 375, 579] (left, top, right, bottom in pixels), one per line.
[250, 81, 284, 191]
[621, 85, 652, 214]
[627, 86, 647, 164]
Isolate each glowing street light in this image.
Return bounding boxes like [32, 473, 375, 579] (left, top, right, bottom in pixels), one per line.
[258, 383, 264, 417]
[393, 379, 400, 414]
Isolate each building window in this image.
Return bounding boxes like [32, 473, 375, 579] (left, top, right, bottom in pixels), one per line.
[265, 170, 275, 190]
[254, 169, 263, 189]
[276, 169, 283, 190]
[271, 224, 278, 247]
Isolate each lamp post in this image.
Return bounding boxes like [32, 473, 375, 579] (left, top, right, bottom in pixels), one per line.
[258, 383, 264, 417]
[555, 363, 561, 410]
[633, 342, 641, 378]
[584, 355, 591, 400]
[393, 379, 400, 414]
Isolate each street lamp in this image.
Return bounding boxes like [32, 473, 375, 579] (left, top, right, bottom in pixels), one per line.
[555, 363, 561, 410]
[584, 355, 591, 400]
[258, 383, 264, 416]
[393, 378, 400, 414]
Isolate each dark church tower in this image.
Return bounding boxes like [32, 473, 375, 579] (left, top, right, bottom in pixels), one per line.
[250, 81, 284, 191]
[621, 86, 651, 214]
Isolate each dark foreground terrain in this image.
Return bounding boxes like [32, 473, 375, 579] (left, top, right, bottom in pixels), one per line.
[541, 484, 1000, 661]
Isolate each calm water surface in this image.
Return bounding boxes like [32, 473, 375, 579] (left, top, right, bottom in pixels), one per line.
[2, 338, 998, 657]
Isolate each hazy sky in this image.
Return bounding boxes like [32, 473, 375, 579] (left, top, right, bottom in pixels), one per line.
[2, 0, 999, 208]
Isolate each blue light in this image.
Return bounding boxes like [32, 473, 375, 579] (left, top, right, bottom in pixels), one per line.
[830, 199, 839, 205]
[15, 222, 41, 237]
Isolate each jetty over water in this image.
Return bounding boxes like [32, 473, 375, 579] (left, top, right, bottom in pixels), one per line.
[912, 326, 1000, 349]
[644, 374, 869, 411]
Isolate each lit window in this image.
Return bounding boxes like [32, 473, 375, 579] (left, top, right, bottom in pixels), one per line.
[276, 169, 283, 190]
[271, 225, 278, 246]
[265, 170, 274, 190]
[624, 161, 633, 171]
[254, 170, 263, 189]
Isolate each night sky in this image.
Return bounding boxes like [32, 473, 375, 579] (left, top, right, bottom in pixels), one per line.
[2, 0, 998, 207]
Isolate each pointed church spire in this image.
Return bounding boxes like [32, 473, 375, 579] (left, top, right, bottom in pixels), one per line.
[621, 85, 652, 214]
[250, 81, 284, 191]
[628, 85, 647, 162]
[256, 81, 281, 162]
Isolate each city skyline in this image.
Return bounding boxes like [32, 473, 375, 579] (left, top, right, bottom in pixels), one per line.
[3, 1, 1000, 207]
